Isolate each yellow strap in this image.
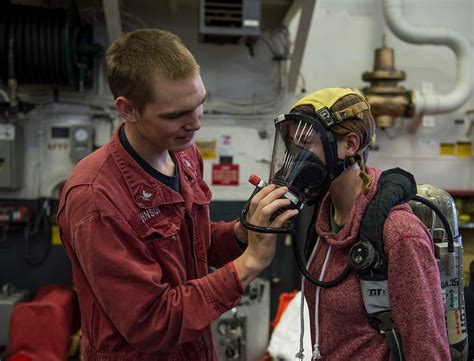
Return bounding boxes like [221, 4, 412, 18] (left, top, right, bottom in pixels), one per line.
[333, 102, 369, 122]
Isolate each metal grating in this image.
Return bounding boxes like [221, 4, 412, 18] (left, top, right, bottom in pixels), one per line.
[204, 0, 243, 28]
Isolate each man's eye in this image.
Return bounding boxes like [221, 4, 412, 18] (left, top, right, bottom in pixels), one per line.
[163, 113, 185, 120]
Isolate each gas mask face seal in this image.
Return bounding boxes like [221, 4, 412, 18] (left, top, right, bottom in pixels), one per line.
[269, 111, 341, 207]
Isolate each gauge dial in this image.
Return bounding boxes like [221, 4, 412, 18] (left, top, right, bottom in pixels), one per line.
[74, 128, 89, 142]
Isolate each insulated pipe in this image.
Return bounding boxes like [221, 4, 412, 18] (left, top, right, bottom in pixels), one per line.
[383, 0, 473, 115]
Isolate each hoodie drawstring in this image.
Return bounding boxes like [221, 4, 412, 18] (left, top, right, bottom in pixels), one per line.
[312, 244, 332, 360]
[296, 237, 320, 360]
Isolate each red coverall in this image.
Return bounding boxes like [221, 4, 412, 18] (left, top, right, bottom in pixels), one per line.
[58, 125, 244, 360]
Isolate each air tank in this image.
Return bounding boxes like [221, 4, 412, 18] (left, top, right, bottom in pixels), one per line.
[410, 184, 468, 361]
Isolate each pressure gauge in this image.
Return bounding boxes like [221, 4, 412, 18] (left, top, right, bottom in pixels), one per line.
[74, 127, 89, 142]
[70, 125, 94, 163]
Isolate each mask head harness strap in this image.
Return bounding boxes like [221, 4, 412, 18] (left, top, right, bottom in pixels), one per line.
[313, 101, 369, 179]
[294, 89, 370, 178]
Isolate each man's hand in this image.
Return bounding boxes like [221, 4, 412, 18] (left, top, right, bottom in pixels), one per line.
[233, 185, 298, 289]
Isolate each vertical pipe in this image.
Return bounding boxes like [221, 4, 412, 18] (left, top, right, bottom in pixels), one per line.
[288, 0, 316, 94]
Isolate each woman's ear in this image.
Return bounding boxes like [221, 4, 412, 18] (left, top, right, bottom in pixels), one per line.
[343, 132, 361, 157]
[115, 96, 138, 123]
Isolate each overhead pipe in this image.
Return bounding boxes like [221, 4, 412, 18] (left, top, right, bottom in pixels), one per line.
[383, 0, 473, 115]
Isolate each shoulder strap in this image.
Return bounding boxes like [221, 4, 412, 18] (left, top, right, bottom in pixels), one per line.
[351, 167, 417, 361]
[357, 167, 417, 275]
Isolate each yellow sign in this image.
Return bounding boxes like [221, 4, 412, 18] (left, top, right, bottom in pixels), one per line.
[456, 141, 472, 157]
[439, 143, 455, 156]
[195, 140, 217, 160]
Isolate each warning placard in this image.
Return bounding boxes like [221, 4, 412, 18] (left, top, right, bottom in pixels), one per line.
[440, 143, 455, 156]
[457, 141, 472, 157]
[195, 140, 217, 160]
[212, 164, 239, 186]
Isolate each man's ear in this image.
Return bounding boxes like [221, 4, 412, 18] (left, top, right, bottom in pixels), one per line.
[115, 96, 138, 123]
[343, 132, 361, 157]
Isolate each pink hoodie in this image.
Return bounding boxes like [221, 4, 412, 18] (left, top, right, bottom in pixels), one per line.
[303, 166, 450, 360]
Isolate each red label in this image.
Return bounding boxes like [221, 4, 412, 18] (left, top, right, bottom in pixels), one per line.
[212, 164, 239, 186]
[222, 135, 232, 145]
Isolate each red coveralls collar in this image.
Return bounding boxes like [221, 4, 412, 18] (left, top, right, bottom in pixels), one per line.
[108, 123, 206, 211]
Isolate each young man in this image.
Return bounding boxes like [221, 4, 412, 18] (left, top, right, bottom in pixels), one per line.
[57, 29, 297, 360]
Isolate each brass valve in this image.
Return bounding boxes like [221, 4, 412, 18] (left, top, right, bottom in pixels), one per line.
[361, 37, 414, 128]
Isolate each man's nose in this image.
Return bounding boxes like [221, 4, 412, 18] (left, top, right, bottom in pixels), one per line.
[185, 108, 202, 131]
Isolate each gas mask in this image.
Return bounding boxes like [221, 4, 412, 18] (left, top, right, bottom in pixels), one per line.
[240, 87, 375, 289]
[268, 89, 372, 210]
[269, 111, 343, 210]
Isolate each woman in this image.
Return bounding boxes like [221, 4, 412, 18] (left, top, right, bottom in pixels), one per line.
[276, 88, 450, 360]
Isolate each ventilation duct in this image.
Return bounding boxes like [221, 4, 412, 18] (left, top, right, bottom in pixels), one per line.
[199, 0, 261, 44]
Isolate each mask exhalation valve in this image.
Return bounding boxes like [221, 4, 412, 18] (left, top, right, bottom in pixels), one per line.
[349, 240, 378, 272]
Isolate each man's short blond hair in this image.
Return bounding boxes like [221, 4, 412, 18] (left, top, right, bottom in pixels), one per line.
[106, 28, 200, 113]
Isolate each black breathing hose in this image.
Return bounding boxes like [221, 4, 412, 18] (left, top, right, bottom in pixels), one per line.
[240, 205, 351, 288]
[411, 195, 455, 253]
[240, 191, 456, 288]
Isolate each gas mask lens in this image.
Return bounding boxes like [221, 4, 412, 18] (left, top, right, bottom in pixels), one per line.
[269, 114, 330, 209]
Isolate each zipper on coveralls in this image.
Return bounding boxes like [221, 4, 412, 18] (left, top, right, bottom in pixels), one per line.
[201, 336, 209, 361]
[185, 212, 199, 279]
